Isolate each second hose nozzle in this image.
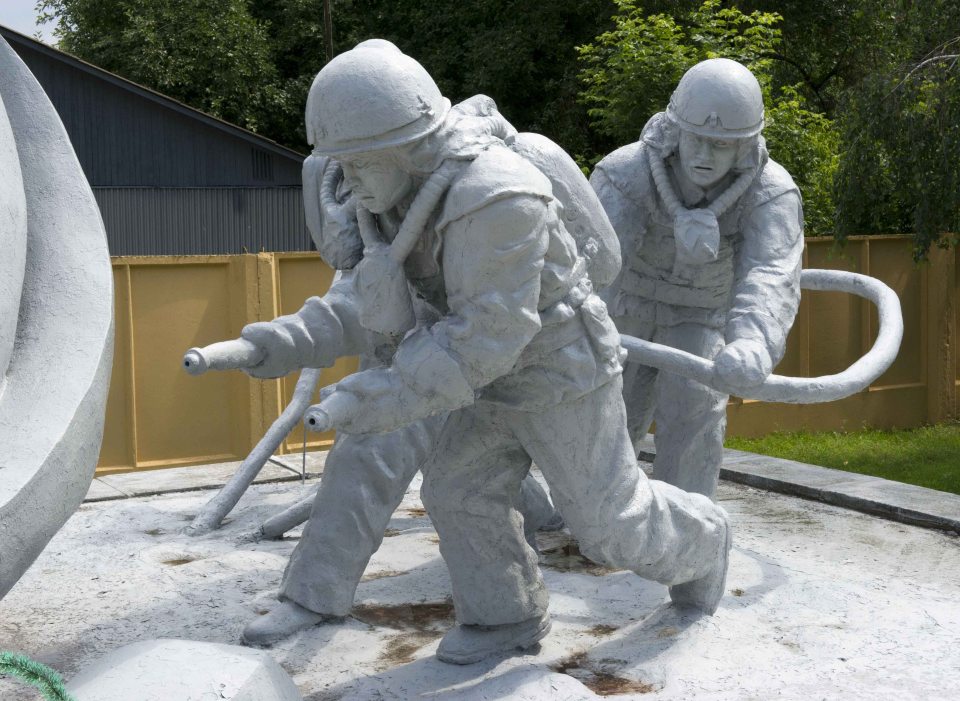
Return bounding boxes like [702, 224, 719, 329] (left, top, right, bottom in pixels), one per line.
[304, 406, 332, 433]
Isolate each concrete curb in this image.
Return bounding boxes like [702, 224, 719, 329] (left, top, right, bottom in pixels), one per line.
[634, 436, 960, 534]
[719, 453, 960, 535]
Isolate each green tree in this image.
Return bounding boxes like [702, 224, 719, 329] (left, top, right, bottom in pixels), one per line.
[39, 0, 283, 138]
[327, 0, 616, 164]
[39, 0, 617, 156]
[246, 0, 328, 149]
[832, 1, 960, 258]
[737, 1, 893, 118]
[577, 0, 839, 234]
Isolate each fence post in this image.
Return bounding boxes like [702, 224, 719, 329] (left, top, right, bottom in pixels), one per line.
[242, 253, 284, 453]
[925, 246, 958, 423]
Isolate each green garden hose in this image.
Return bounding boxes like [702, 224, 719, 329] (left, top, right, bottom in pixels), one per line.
[0, 652, 75, 701]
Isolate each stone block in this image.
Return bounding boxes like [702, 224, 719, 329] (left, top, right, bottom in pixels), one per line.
[67, 639, 302, 701]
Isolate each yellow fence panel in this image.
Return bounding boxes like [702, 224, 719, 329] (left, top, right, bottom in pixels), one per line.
[100, 257, 261, 473]
[273, 253, 359, 455]
[727, 236, 943, 437]
[100, 237, 958, 472]
[100, 252, 361, 474]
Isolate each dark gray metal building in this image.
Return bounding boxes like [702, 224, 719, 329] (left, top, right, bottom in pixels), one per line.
[1, 25, 312, 255]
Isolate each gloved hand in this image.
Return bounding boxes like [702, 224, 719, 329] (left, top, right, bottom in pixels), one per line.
[713, 338, 772, 392]
[310, 367, 433, 435]
[240, 317, 315, 379]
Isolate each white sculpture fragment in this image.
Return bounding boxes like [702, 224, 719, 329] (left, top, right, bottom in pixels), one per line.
[66, 639, 303, 701]
[195, 40, 732, 665]
[0, 37, 114, 600]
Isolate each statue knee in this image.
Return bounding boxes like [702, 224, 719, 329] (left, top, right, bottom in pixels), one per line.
[574, 533, 623, 569]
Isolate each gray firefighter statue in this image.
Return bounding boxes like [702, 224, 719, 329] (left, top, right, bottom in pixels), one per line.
[196, 40, 732, 664]
[236, 51, 566, 647]
[592, 58, 805, 498]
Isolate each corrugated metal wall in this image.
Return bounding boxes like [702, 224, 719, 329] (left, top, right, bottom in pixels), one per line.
[93, 187, 313, 255]
[2, 29, 314, 255]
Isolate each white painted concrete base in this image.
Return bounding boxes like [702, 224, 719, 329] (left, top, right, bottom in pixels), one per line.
[1, 474, 957, 700]
[66, 639, 302, 701]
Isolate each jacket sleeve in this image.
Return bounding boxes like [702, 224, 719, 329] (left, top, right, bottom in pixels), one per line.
[273, 270, 369, 367]
[726, 191, 804, 365]
[590, 165, 639, 247]
[589, 161, 648, 311]
[390, 194, 549, 411]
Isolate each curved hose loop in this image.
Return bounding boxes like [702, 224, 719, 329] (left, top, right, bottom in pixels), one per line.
[620, 269, 904, 404]
[389, 159, 461, 263]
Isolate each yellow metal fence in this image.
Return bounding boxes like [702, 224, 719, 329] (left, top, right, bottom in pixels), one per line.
[99, 253, 356, 474]
[99, 237, 959, 473]
[727, 236, 959, 436]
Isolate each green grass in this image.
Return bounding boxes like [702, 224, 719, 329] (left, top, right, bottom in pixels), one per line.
[725, 423, 960, 495]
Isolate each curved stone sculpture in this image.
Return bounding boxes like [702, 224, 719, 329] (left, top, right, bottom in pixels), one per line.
[0, 87, 27, 391]
[0, 37, 114, 600]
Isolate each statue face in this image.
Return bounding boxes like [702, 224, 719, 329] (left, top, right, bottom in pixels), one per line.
[340, 152, 415, 214]
[678, 130, 738, 189]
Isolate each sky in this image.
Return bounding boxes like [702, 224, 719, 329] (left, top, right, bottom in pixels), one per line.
[0, 0, 56, 43]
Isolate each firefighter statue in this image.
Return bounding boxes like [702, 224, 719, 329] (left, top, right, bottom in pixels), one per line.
[592, 58, 805, 498]
[207, 40, 731, 664]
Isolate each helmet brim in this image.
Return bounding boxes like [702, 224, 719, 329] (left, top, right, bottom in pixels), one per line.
[313, 98, 452, 158]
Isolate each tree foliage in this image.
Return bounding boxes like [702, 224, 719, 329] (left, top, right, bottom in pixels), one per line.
[764, 86, 839, 236]
[39, 0, 282, 135]
[578, 0, 839, 235]
[35, 0, 960, 253]
[832, 1, 960, 258]
[737, 1, 893, 118]
[578, 0, 780, 142]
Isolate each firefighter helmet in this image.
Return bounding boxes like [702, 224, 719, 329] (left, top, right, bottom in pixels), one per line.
[306, 39, 450, 156]
[666, 58, 764, 139]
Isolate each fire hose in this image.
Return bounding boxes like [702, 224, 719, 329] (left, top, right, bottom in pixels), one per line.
[619, 269, 903, 403]
[182, 268, 901, 532]
[300, 269, 902, 431]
